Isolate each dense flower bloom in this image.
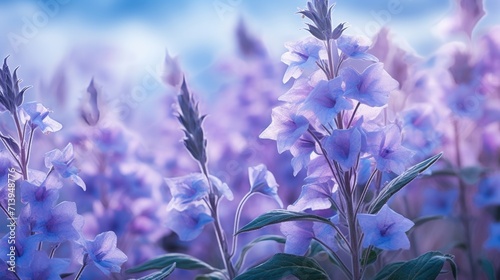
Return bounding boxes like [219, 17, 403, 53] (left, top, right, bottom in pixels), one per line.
[299, 77, 352, 125]
[281, 37, 325, 83]
[475, 173, 500, 207]
[323, 126, 364, 170]
[367, 124, 415, 174]
[260, 104, 309, 153]
[44, 143, 86, 190]
[20, 102, 62, 133]
[343, 63, 399, 107]
[165, 203, 213, 241]
[83, 231, 128, 275]
[358, 204, 414, 251]
[248, 164, 283, 207]
[337, 34, 378, 61]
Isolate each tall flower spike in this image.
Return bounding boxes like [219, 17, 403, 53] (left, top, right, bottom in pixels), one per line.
[177, 78, 207, 166]
[299, 0, 346, 41]
[0, 57, 30, 114]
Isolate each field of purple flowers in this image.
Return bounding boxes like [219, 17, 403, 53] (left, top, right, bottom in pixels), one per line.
[1, 0, 500, 279]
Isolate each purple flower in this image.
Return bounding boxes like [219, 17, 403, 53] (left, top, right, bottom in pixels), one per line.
[367, 125, 415, 174]
[165, 203, 214, 241]
[18, 251, 68, 280]
[20, 181, 59, 216]
[166, 173, 233, 210]
[289, 181, 334, 212]
[32, 201, 84, 243]
[281, 220, 337, 256]
[337, 34, 378, 61]
[358, 204, 414, 251]
[248, 164, 282, 208]
[475, 173, 500, 207]
[323, 126, 364, 170]
[44, 143, 86, 190]
[19, 102, 62, 133]
[83, 231, 128, 275]
[290, 133, 316, 176]
[260, 104, 309, 154]
[447, 84, 484, 119]
[281, 37, 325, 83]
[485, 222, 500, 250]
[342, 63, 399, 107]
[299, 77, 352, 125]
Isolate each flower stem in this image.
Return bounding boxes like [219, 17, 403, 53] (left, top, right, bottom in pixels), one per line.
[13, 113, 27, 180]
[74, 263, 87, 280]
[313, 237, 352, 279]
[345, 177, 361, 280]
[454, 121, 476, 279]
[230, 192, 252, 258]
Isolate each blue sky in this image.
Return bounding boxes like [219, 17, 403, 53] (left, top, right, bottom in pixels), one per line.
[0, 0, 498, 92]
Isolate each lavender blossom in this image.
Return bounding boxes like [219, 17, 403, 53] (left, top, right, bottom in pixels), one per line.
[165, 203, 214, 241]
[337, 34, 378, 61]
[281, 37, 325, 83]
[44, 143, 86, 190]
[323, 125, 364, 170]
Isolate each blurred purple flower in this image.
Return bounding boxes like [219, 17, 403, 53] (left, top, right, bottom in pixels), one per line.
[260, 104, 309, 153]
[299, 77, 352, 125]
[338, 34, 378, 61]
[44, 143, 86, 190]
[367, 125, 414, 174]
[80, 78, 100, 126]
[281, 37, 324, 83]
[248, 164, 282, 208]
[421, 188, 458, 216]
[19, 251, 68, 280]
[475, 173, 500, 207]
[343, 63, 399, 107]
[83, 231, 128, 276]
[358, 204, 414, 251]
[447, 85, 484, 119]
[165, 203, 213, 241]
[19, 102, 62, 133]
[162, 50, 183, 88]
[485, 222, 500, 250]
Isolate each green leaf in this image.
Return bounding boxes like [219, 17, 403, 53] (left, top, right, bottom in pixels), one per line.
[234, 253, 330, 280]
[374, 251, 457, 280]
[236, 210, 331, 235]
[479, 258, 496, 280]
[127, 253, 216, 274]
[411, 215, 446, 230]
[369, 153, 443, 214]
[195, 271, 228, 280]
[235, 235, 286, 271]
[138, 263, 176, 280]
[459, 166, 486, 185]
[361, 248, 380, 266]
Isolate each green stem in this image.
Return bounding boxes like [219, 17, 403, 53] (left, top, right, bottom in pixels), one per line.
[313, 237, 353, 280]
[230, 192, 252, 258]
